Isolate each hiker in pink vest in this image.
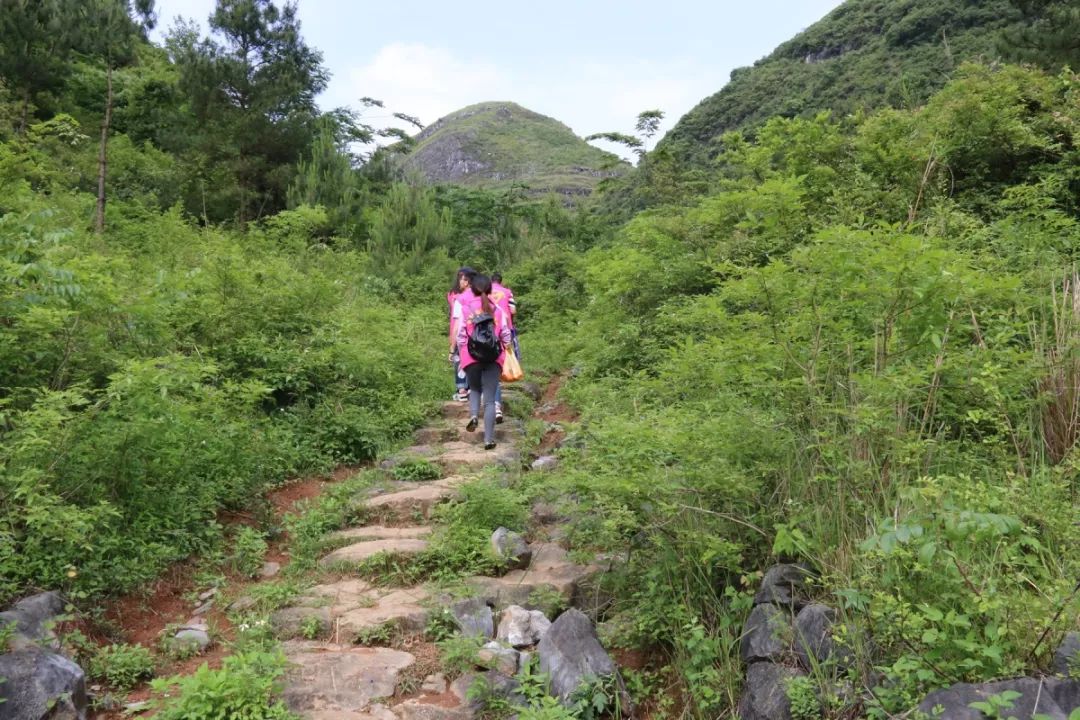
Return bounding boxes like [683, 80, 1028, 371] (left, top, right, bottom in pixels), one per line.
[455, 274, 512, 449]
[447, 267, 476, 402]
[489, 272, 518, 422]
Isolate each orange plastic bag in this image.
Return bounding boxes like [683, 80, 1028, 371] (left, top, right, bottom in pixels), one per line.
[501, 346, 524, 383]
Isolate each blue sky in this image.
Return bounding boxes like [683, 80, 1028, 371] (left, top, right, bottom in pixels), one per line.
[152, 0, 845, 158]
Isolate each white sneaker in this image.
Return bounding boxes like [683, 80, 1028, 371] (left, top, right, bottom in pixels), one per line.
[495, 402, 504, 424]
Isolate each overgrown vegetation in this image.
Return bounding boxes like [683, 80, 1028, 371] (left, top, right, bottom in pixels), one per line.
[516, 61, 1080, 717]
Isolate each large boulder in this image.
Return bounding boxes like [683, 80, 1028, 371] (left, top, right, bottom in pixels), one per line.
[740, 604, 793, 663]
[0, 592, 65, 651]
[0, 647, 87, 720]
[1054, 632, 1080, 676]
[536, 609, 630, 711]
[917, 677, 1080, 720]
[754, 565, 813, 609]
[793, 604, 854, 671]
[736, 662, 805, 720]
[496, 606, 551, 648]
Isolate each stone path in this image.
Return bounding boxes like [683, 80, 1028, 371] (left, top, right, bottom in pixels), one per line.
[275, 397, 598, 720]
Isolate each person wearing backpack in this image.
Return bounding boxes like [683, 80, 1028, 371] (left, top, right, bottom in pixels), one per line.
[489, 272, 518, 423]
[454, 274, 512, 449]
[447, 267, 476, 402]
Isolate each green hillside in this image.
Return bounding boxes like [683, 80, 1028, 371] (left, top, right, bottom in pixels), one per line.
[660, 0, 1021, 164]
[401, 101, 629, 196]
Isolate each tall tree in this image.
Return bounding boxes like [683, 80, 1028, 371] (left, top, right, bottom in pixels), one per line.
[1000, 0, 1080, 70]
[0, 0, 77, 133]
[168, 0, 328, 224]
[79, 0, 157, 233]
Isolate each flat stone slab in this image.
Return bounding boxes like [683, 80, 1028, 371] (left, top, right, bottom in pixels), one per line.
[320, 538, 430, 569]
[363, 478, 468, 520]
[466, 544, 598, 610]
[282, 641, 414, 717]
[330, 526, 434, 543]
[274, 580, 432, 641]
[437, 442, 517, 471]
[441, 402, 472, 420]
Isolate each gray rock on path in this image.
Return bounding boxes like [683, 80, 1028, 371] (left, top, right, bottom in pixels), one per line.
[530, 456, 559, 472]
[260, 561, 281, 578]
[754, 564, 813, 608]
[1054, 631, 1080, 676]
[491, 528, 531, 570]
[0, 647, 88, 720]
[536, 608, 630, 711]
[736, 661, 806, 720]
[918, 677, 1080, 720]
[173, 623, 211, 653]
[0, 591, 65, 651]
[793, 603, 854, 671]
[477, 641, 519, 675]
[496, 605, 550, 648]
[449, 597, 494, 639]
[740, 604, 793, 663]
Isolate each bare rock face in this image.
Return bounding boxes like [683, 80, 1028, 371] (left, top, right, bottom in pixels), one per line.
[0, 647, 88, 720]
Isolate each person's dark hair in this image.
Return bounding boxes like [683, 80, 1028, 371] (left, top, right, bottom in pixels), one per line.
[471, 274, 493, 314]
[491, 272, 502, 284]
[450, 267, 476, 294]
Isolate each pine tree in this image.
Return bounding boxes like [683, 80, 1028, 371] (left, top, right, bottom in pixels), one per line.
[1000, 0, 1080, 70]
[168, 0, 328, 224]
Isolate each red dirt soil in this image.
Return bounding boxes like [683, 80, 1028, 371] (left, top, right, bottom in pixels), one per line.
[535, 373, 578, 454]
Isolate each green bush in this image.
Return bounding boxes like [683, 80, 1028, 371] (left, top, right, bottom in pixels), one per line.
[228, 527, 269, 579]
[150, 651, 295, 720]
[88, 643, 155, 691]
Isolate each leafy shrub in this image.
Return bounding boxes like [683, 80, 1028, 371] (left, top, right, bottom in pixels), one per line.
[391, 458, 442, 483]
[151, 651, 296, 720]
[228, 527, 269, 578]
[89, 643, 155, 691]
[437, 635, 483, 678]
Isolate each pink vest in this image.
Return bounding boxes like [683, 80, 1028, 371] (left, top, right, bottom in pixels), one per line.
[490, 282, 514, 330]
[456, 294, 509, 368]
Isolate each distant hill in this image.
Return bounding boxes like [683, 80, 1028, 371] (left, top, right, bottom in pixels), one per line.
[400, 101, 629, 197]
[660, 0, 1022, 165]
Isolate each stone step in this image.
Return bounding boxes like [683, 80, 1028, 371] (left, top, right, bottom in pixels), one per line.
[281, 640, 414, 718]
[319, 538, 430, 569]
[466, 544, 599, 612]
[435, 442, 518, 473]
[361, 477, 469, 521]
[440, 401, 472, 420]
[416, 421, 519, 446]
[413, 425, 459, 445]
[273, 580, 432, 641]
[328, 526, 433, 543]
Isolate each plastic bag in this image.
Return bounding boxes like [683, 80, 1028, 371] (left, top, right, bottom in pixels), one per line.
[501, 345, 523, 383]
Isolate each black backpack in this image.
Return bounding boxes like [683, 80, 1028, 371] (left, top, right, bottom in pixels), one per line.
[467, 313, 500, 363]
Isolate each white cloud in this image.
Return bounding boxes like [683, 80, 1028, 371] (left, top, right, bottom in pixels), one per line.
[322, 43, 513, 141]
